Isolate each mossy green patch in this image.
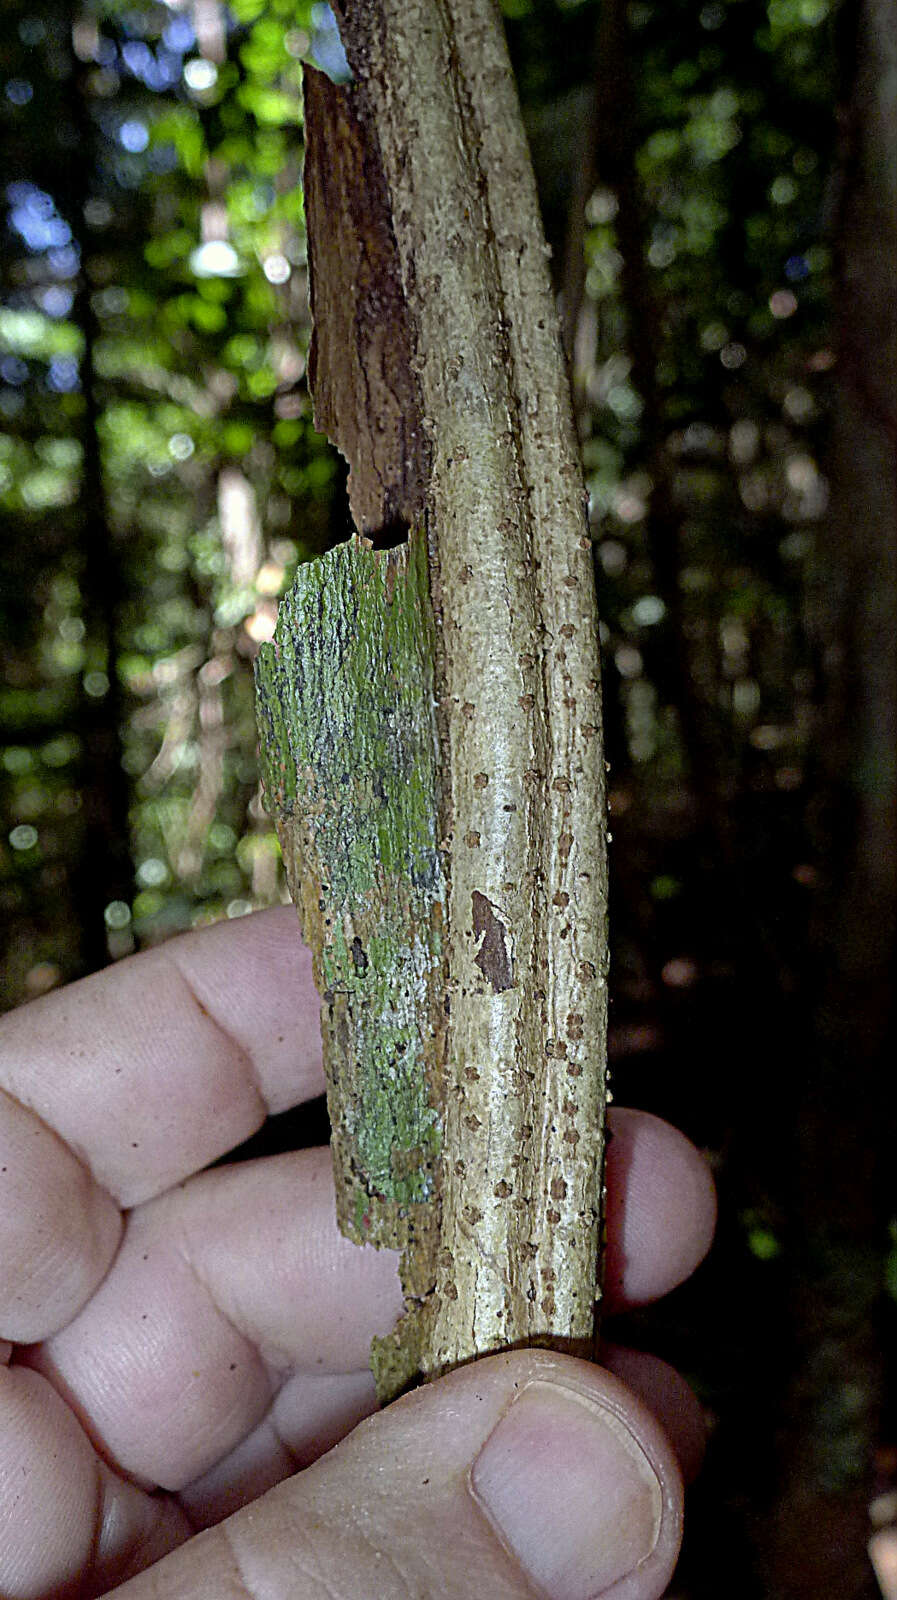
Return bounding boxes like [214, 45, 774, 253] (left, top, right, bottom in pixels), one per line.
[255, 528, 445, 1231]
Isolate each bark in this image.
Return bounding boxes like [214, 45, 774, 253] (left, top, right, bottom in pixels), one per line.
[256, 0, 608, 1401]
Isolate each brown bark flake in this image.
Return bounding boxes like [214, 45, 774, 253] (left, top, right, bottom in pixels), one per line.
[471, 890, 515, 992]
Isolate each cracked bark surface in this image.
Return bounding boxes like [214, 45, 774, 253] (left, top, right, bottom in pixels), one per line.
[256, 0, 609, 1402]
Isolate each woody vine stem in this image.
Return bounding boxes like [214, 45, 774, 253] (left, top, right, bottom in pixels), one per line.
[255, 0, 609, 1402]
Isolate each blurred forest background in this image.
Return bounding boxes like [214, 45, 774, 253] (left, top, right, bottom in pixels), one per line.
[1, 0, 895, 1594]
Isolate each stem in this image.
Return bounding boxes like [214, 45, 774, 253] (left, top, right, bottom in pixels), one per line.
[258, 0, 609, 1400]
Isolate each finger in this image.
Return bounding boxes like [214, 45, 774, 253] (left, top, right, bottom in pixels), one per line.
[0, 907, 320, 1210]
[602, 1344, 706, 1485]
[105, 1350, 683, 1600]
[24, 1111, 712, 1495]
[178, 1371, 378, 1528]
[177, 1350, 701, 1534]
[0, 908, 321, 1342]
[603, 1108, 716, 1311]
[0, 1364, 189, 1600]
[0, 1085, 123, 1344]
[24, 1148, 404, 1492]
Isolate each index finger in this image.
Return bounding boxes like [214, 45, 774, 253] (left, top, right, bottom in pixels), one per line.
[0, 907, 322, 1343]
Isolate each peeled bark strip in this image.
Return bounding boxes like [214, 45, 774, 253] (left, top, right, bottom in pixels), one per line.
[256, 527, 445, 1254]
[301, 64, 429, 538]
[257, 0, 608, 1402]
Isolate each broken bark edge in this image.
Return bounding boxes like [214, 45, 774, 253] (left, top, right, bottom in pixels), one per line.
[255, 528, 447, 1403]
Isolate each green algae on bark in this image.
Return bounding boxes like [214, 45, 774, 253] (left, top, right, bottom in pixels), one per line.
[255, 526, 446, 1267]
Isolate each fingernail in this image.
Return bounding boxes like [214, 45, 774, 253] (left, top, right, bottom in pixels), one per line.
[470, 1380, 663, 1599]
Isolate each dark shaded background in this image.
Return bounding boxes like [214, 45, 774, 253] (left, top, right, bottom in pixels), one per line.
[2, 0, 895, 1593]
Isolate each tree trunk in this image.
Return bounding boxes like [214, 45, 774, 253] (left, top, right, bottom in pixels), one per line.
[256, 0, 609, 1401]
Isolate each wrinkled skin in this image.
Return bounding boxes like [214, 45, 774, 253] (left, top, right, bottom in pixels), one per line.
[0, 908, 715, 1600]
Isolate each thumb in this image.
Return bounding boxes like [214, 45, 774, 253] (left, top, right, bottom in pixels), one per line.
[109, 1350, 683, 1600]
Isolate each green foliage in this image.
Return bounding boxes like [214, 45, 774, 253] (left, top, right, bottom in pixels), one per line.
[525, 0, 836, 916]
[0, 0, 344, 1000]
[0, 0, 836, 1033]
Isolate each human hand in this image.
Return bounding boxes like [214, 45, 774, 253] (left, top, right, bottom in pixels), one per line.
[0, 907, 715, 1600]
